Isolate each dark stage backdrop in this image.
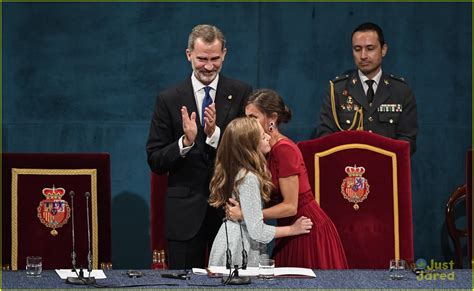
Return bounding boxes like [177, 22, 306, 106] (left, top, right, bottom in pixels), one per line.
[2, 2, 471, 268]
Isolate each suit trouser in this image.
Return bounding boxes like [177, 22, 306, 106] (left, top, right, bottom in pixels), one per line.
[167, 205, 223, 269]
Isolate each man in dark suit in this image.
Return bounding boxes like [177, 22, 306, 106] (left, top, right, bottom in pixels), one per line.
[146, 24, 252, 269]
[316, 22, 418, 154]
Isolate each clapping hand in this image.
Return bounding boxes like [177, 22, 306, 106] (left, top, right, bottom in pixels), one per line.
[203, 103, 216, 137]
[181, 106, 197, 146]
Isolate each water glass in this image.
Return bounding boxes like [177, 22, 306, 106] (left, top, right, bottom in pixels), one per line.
[26, 256, 42, 277]
[389, 259, 406, 280]
[258, 258, 275, 280]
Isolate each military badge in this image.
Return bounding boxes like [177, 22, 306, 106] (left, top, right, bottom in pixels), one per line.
[341, 165, 370, 210]
[37, 186, 71, 236]
[339, 95, 356, 112]
[378, 104, 403, 112]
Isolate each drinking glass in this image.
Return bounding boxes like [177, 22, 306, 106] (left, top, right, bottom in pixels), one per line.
[389, 259, 406, 280]
[258, 258, 275, 280]
[26, 256, 42, 277]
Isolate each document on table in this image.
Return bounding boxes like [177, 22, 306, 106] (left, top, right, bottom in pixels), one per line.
[206, 266, 316, 278]
[55, 269, 107, 279]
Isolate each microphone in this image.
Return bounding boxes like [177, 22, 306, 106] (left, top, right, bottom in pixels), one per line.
[222, 219, 251, 285]
[84, 191, 95, 283]
[66, 191, 96, 285]
[69, 191, 77, 271]
[223, 218, 232, 270]
[85, 192, 93, 274]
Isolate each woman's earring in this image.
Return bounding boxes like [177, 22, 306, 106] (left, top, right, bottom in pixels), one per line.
[268, 122, 274, 132]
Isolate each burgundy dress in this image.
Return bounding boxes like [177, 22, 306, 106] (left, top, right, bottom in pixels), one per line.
[268, 138, 348, 269]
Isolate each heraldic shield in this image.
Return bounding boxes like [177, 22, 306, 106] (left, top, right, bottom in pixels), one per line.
[297, 131, 414, 269]
[37, 186, 71, 236]
[2, 153, 112, 271]
[341, 165, 370, 210]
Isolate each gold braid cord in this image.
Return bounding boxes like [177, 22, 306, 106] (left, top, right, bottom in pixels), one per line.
[330, 81, 364, 131]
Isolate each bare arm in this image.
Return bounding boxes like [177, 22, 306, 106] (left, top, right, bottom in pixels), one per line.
[262, 175, 299, 219]
[274, 216, 312, 238]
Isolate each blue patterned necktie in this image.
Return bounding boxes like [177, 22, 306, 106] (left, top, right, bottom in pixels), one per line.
[201, 86, 213, 126]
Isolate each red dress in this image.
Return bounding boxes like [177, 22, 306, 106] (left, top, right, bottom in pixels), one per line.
[268, 138, 348, 269]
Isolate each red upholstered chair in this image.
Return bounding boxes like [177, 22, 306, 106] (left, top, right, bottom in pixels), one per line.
[150, 172, 168, 268]
[297, 131, 414, 269]
[1, 153, 112, 270]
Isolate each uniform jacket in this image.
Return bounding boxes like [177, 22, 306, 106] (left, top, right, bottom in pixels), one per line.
[146, 74, 252, 240]
[316, 71, 418, 154]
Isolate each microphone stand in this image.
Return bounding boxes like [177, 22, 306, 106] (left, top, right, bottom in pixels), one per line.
[70, 191, 77, 271]
[66, 191, 96, 285]
[221, 219, 251, 285]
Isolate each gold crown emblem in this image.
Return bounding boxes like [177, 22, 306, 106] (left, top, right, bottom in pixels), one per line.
[344, 165, 365, 176]
[42, 186, 66, 199]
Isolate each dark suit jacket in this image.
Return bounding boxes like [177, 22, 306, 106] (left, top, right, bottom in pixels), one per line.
[316, 72, 418, 154]
[146, 74, 252, 241]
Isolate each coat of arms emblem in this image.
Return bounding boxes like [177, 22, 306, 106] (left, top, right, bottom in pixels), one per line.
[341, 165, 370, 210]
[37, 186, 71, 236]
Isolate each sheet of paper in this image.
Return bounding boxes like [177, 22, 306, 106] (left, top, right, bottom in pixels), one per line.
[192, 268, 208, 275]
[55, 269, 107, 279]
[207, 266, 316, 278]
[275, 267, 316, 278]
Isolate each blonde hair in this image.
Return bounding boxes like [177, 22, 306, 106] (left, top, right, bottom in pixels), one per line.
[209, 117, 273, 208]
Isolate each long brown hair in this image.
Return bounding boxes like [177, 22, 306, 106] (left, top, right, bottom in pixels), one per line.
[209, 117, 273, 208]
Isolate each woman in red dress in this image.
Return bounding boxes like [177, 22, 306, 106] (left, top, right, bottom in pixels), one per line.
[228, 89, 348, 269]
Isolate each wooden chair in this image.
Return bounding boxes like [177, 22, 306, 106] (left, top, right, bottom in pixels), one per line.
[1, 153, 112, 270]
[446, 184, 467, 268]
[445, 149, 472, 268]
[297, 131, 414, 269]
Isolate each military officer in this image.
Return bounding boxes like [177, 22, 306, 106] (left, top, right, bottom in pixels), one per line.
[316, 22, 418, 154]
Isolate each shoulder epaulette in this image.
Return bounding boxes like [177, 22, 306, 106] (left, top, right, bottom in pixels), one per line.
[331, 74, 350, 83]
[389, 74, 407, 83]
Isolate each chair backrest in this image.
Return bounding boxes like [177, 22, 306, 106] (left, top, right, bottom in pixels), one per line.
[445, 149, 473, 269]
[446, 184, 468, 268]
[297, 131, 414, 269]
[150, 172, 168, 268]
[1, 153, 112, 270]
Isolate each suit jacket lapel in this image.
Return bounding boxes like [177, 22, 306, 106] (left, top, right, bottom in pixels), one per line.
[215, 75, 235, 128]
[176, 79, 198, 114]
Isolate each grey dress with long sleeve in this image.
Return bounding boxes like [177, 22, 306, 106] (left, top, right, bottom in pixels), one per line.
[208, 171, 276, 267]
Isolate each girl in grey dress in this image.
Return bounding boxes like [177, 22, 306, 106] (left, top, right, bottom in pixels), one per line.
[208, 117, 312, 267]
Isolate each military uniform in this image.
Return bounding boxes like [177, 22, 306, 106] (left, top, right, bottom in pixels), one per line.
[316, 72, 418, 154]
